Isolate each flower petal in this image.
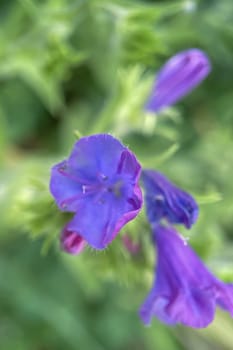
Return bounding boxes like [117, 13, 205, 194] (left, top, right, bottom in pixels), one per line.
[142, 170, 198, 228]
[117, 149, 141, 182]
[166, 288, 216, 328]
[66, 184, 142, 249]
[216, 283, 233, 316]
[50, 160, 83, 212]
[69, 134, 126, 181]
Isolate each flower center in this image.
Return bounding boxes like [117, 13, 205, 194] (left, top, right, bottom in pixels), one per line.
[106, 180, 123, 198]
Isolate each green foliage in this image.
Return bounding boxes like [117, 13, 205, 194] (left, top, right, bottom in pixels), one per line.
[1, 0, 233, 349]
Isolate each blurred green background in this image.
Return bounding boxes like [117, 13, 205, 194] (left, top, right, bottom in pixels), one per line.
[1, 0, 233, 349]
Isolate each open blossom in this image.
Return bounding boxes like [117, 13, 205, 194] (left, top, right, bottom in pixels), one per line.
[145, 48, 211, 112]
[50, 134, 142, 250]
[141, 169, 198, 229]
[139, 225, 233, 328]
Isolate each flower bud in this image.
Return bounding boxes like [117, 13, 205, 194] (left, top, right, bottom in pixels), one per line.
[61, 226, 86, 255]
[145, 49, 211, 112]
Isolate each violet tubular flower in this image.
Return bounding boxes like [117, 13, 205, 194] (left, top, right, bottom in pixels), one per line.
[139, 225, 233, 328]
[141, 169, 198, 229]
[145, 48, 211, 113]
[50, 134, 143, 250]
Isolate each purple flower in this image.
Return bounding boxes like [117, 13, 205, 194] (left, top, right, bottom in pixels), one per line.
[145, 49, 211, 113]
[139, 225, 233, 328]
[61, 226, 86, 255]
[141, 169, 198, 229]
[50, 134, 142, 250]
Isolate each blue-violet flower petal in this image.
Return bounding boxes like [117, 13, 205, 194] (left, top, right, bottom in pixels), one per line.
[141, 169, 198, 228]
